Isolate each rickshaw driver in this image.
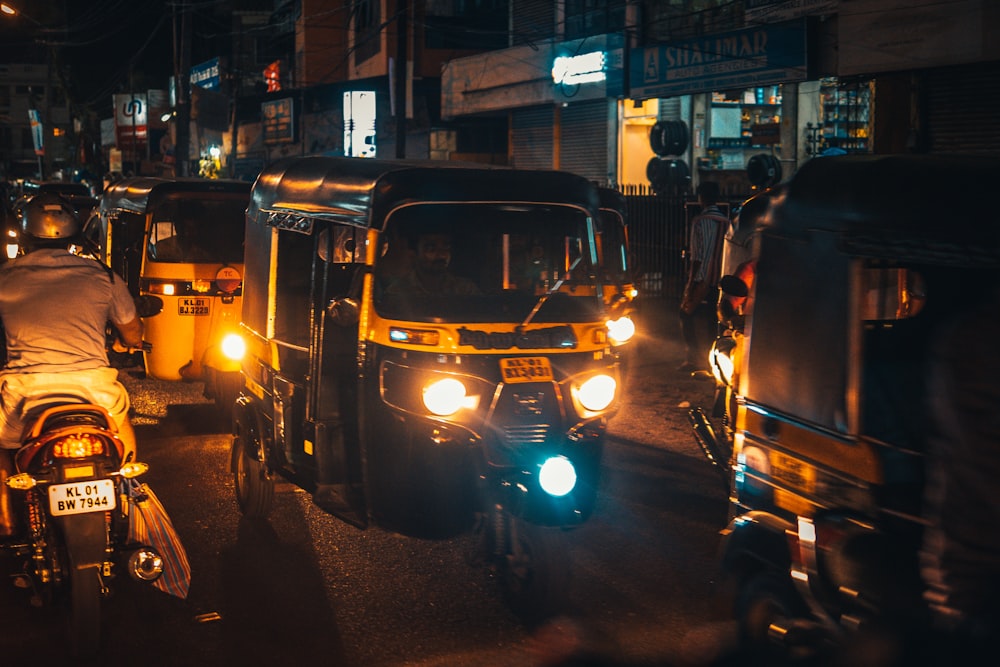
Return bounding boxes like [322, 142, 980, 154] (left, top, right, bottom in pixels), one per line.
[384, 231, 480, 296]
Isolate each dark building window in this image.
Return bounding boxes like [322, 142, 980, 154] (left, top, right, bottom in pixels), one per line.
[564, 0, 625, 40]
[353, 0, 381, 64]
[424, 0, 509, 50]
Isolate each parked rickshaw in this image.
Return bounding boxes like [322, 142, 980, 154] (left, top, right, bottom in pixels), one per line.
[84, 177, 251, 414]
[231, 156, 628, 619]
[700, 154, 1000, 660]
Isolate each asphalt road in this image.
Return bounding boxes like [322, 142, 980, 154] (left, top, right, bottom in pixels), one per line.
[1, 300, 746, 666]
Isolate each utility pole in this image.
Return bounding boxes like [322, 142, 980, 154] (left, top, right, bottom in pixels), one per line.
[174, 0, 191, 176]
[395, 0, 407, 158]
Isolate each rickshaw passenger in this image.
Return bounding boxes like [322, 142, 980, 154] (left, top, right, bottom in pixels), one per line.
[383, 232, 480, 296]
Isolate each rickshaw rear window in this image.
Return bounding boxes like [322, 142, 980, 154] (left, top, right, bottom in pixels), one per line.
[860, 266, 926, 321]
[147, 194, 247, 264]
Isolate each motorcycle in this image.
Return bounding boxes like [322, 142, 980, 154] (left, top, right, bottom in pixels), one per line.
[0, 332, 186, 656]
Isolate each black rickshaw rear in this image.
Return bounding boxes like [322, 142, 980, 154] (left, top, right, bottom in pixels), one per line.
[231, 157, 626, 620]
[709, 154, 1000, 660]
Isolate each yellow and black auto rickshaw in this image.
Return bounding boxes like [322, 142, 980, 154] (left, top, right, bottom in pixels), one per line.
[85, 177, 251, 414]
[231, 156, 630, 620]
[701, 154, 1000, 661]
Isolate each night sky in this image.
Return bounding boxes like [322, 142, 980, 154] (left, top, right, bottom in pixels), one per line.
[0, 0, 243, 118]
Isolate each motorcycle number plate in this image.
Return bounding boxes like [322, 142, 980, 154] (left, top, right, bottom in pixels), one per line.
[48, 479, 116, 516]
[500, 357, 553, 383]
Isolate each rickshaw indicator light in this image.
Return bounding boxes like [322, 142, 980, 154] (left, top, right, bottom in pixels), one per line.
[423, 377, 474, 416]
[539, 456, 577, 497]
[575, 374, 616, 412]
[606, 316, 635, 345]
[389, 327, 440, 346]
[192, 279, 212, 293]
[221, 334, 246, 361]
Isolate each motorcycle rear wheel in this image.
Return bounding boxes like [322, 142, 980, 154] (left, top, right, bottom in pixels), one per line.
[68, 565, 101, 657]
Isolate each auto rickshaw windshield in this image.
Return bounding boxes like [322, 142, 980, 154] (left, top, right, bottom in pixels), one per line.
[374, 202, 603, 323]
[146, 194, 247, 264]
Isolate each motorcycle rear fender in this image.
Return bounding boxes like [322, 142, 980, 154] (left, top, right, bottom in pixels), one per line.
[721, 510, 795, 580]
[58, 511, 109, 570]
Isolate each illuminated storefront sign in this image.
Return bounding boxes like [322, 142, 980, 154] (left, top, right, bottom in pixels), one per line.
[552, 51, 607, 85]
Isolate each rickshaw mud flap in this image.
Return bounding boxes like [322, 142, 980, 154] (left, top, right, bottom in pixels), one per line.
[229, 396, 271, 473]
[688, 407, 731, 491]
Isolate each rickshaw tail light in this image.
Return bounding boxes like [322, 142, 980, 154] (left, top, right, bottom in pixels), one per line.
[390, 327, 440, 346]
[221, 334, 246, 361]
[148, 282, 177, 296]
[575, 374, 616, 412]
[606, 316, 635, 345]
[539, 456, 577, 497]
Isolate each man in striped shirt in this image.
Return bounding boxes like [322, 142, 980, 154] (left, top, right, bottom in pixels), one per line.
[678, 181, 729, 373]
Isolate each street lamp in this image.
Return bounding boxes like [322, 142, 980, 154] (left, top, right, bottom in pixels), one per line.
[0, 2, 41, 26]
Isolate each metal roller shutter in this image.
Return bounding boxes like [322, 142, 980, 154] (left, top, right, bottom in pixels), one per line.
[559, 100, 610, 183]
[925, 61, 1000, 155]
[511, 106, 554, 170]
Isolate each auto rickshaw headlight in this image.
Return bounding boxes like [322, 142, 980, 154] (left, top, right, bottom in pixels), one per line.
[221, 334, 246, 361]
[606, 316, 635, 345]
[539, 455, 577, 497]
[575, 374, 617, 412]
[422, 377, 477, 416]
[710, 337, 736, 386]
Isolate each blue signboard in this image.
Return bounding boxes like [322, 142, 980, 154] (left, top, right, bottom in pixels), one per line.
[190, 57, 221, 90]
[629, 20, 808, 99]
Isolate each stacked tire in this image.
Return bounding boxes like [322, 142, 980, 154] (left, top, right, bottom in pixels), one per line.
[647, 120, 690, 195]
[746, 153, 782, 189]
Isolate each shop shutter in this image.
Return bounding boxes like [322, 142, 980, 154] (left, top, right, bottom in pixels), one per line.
[925, 61, 1000, 155]
[511, 106, 554, 171]
[559, 100, 610, 184]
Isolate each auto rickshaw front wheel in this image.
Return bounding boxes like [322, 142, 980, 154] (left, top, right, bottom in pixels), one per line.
[500, 517, 571, 625]
[233, 419, 275, 518]
[735, 570, 811, 660]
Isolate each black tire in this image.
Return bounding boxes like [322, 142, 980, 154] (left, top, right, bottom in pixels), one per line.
[650, 120, 690, 157]
[233, 420, 275, 518]
[735, 571, 805, 659]
[68, 565, 102, 657]
[500, 518, 571, 625]
[747, 153, 782, 188]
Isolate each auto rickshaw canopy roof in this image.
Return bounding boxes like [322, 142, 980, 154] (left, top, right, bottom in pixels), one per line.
[771, 154, 1000, 267]
[248, 157, 602, 230]
[100, 177, 251, 216]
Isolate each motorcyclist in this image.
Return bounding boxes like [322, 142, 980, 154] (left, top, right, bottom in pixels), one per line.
[0, 193, 142, 536]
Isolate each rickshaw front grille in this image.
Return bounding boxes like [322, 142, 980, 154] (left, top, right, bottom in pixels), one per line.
[502, 425, 551, 446]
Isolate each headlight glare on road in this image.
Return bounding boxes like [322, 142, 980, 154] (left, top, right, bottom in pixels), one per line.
[221, 334, 246, 361]
[576, 374, 616, 412]
[539, 456, 577, 497]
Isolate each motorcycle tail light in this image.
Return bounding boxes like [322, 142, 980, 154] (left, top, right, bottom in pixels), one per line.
[53, 433, 109, 459]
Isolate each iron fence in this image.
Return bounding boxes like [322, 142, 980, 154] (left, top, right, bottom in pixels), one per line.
[620, 183, 689, 302]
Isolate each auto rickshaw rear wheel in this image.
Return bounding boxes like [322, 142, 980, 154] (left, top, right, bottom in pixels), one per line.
[500, 517, 570, 625]
[233, 421, 275, 518]
[735, 570, 808, 659]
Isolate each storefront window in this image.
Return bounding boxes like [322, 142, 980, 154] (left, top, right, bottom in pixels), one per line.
[703, 86, 782, 170]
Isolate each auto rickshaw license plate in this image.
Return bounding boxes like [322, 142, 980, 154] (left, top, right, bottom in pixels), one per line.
[770, 451, 815, 494]
[178, 297, 210, 316]
[500, 357, 553, 383]
[48, 479, 116, 516]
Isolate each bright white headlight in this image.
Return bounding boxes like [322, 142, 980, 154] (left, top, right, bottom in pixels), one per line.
[606, 316, 636, 345]
[221, 334, 246, 361]
[422, 377, 468, 416]
[539, 456, 577, 497]
[576, 374, 616, 412]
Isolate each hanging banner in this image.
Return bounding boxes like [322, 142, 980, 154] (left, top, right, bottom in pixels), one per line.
[114, 93, 148, 154]
[28, 109, 44, 156]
